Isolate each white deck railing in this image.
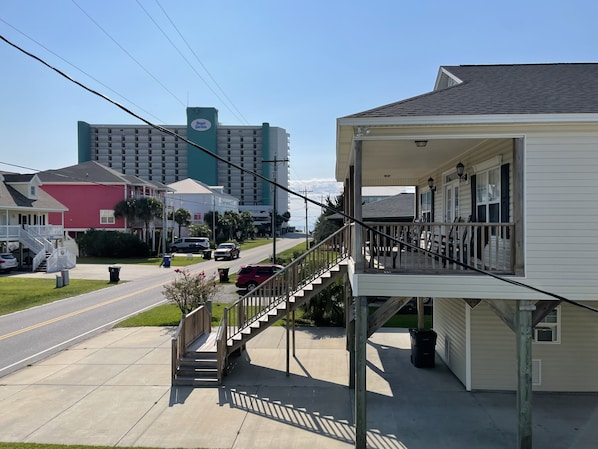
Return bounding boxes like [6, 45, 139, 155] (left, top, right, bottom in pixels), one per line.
[362, 221, 515, 274]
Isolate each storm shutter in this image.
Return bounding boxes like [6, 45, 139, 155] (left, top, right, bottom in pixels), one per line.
[501, 163, 510, 223]
[470, 174, 477, 222]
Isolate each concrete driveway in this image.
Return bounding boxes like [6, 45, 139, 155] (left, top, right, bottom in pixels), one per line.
[1, 326, 596, 449]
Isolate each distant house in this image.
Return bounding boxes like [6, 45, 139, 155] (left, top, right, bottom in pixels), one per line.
[328, 192, 414, 223]
[335, 63, 598, 394]
[38, 161, 171, 251]
[166, 178, 239, 238]
[0, 172, 71, 272]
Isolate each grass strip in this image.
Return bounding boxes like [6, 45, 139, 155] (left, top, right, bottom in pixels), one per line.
[0, 278, 113, 316]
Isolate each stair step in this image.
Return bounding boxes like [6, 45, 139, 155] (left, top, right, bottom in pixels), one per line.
[177, 367, 217, 375]
[174, 376, 219, 387]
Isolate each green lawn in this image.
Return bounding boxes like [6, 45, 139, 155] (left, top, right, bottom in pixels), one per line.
[117, 301, 429, 329]
[0, 278, 114, 316]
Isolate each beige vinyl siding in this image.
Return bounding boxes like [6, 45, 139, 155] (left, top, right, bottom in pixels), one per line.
[532, 301, 598, 392]
[525, 132, 598, 299]
[426, 139, 513, 223]
[433, 298, 467, 387]
[470, 301, 516, 391]
[469, 300, 598, 392]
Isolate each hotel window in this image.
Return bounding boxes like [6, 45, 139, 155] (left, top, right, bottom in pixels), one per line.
[534, 307, 560, 343]
[100, 210, 115, 225]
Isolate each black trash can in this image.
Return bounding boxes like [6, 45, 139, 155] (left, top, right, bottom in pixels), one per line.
[203, 250, 212, 260]
[409, 328, 437, 368]
[109, 265, 121, 283]
[218, 267, 230, 283]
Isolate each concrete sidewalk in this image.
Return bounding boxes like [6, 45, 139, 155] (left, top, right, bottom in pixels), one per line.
[1, 326, 596, 448]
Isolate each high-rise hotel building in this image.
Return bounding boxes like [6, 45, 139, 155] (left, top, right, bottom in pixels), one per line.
[77, 107, 290, 214]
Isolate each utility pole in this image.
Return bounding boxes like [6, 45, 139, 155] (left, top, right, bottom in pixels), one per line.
[263, 156, 289, 263]
[212, 194, 216, 245]
[304, 187, 313, 250]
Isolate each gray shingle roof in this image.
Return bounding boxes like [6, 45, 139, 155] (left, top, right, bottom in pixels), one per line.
[0, 183, 67, 211]
[37, 161, 127, 184]
[329, 193, 414, 221]
[37, 161, 167, 191]
[344, 63, 598, 118]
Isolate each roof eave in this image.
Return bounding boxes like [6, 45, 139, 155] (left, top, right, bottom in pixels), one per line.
[337, 112, 598, 127]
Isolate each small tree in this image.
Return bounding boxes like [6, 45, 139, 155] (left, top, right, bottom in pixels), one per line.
[163, 268, 221, 315]
[173, 208, 191, 237]
[188, 223, 212, 238]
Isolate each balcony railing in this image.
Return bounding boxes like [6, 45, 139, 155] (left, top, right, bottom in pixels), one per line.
[362, 221, 515, 275]
[0, 225, 64, 241]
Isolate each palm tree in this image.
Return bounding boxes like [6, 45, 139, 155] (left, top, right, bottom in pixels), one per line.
[173, 208, 191, 237]
[134, 197, 163, 244]
[220, 210, 239, 241]
[238, 211, 255, 241]
[114, 198, 137, 230]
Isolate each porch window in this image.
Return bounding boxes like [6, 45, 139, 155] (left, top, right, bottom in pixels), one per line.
[100, 210, 115, 225]
[533, 307, 560, 344]
[476, 166, 501, 224]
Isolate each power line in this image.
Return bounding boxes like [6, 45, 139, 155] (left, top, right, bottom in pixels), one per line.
[0, 17, 167, 125]
[1, 33, 596, 314]
[155, 0, 249, 125]
[71, 0, 186, 108]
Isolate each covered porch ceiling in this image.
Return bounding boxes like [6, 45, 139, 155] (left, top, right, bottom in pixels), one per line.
[336, 123, 497, 187]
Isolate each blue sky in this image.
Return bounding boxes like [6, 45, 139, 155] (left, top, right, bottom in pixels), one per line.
[1, 0, 596, 190]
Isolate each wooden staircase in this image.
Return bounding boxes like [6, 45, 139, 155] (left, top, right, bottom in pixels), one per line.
[175, 353, 219, 386]
[171, 225, 352, 386]
[226, 263, 348, 354]
[215, 225, 352, 381]
[34, 252, 51, 272]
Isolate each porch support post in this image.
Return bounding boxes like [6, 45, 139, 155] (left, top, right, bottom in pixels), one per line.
[513, 138, 525, 275]
[355, 295, 368, 449]
[346, 279, 355, 389]
[353, 139, 367, 449]
[417, 297, 425, 329]
[516, 300, 535, 449]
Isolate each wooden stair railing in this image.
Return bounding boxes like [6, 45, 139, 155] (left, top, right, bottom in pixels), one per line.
[216, 224, 352, 380]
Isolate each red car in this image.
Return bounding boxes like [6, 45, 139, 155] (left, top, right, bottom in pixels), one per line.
[235, 264, 284, 290]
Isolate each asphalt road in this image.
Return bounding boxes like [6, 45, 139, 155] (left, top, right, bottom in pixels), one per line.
[0, 235, 306, 378]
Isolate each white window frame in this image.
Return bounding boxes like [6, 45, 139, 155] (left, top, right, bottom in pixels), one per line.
[533, 306, 561, 344]
[420, 190, 432, 222]
[100, 209, 115, 225]
[475, 165, 502, 223]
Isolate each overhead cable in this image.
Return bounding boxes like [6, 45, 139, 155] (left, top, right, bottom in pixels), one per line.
[71, 0, 186, 108]
[1, 33, 597, 314]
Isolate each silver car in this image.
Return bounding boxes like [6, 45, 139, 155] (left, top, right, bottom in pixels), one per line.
[0, 253, 18, 272]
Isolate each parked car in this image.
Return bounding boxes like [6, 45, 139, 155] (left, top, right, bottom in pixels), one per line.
[214, 242, 240, 260]
[235, 264, 284, 290]
[170, 237, 210, 253]
[0, 253, 18, 272]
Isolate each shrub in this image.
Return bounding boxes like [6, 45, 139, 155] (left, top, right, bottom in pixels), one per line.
[302, 279, 345, 326]
[163, 268, 222, 315]
[76, 229, 150, 258]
